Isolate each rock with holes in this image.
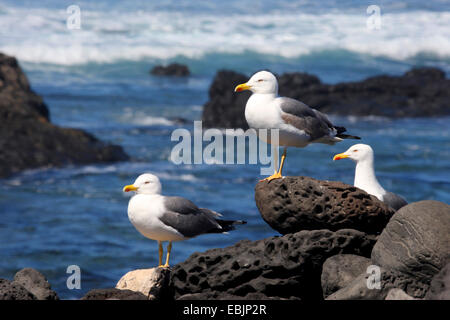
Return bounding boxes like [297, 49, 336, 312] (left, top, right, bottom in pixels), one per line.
[171, 229, 375, 300]
[0, 279, 37, 300]
[372, 200, 450, 284]
[255, 176, 395, 235]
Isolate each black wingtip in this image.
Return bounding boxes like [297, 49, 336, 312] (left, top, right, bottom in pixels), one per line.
[337, 134, 361, 140]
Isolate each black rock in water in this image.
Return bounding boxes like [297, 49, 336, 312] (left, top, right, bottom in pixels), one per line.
[202, 67, 450, 129]
[150, 63, 190, 77]
[0, 53, 129, 178]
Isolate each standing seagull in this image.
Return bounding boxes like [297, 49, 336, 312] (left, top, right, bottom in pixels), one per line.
[235, 70, 360, 181]
[333, 144, 408, 211]
[123, 173, 246, 268]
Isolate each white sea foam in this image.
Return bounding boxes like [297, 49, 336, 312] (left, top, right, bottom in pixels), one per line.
[0, 5, 449, 65]
[120, 108, 174, 126]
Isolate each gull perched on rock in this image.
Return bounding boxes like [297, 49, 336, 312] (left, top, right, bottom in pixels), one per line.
[123, 173, 246, 268]
[235, 70, 360, 181]
[333, 144, 408, 211]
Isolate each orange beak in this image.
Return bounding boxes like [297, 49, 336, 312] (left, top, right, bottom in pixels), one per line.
[234, 83, 251, 92]
[123, 184, 138, 192]
[333, 153, 349, 161]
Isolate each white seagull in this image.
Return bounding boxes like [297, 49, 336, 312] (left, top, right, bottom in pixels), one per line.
[333, 144, 408, 211]
[235, 70, 360, 181]
[123, 173, 246, 268]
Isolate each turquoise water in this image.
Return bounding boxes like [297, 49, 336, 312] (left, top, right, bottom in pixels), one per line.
[0, 0, 449, 299]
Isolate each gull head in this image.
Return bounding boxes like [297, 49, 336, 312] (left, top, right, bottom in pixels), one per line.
[123, 173, 162, 195]
[234, 70, 278, 94]
[333, 144, 374, 162]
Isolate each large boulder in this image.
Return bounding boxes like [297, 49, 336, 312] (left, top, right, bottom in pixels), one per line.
[425, 262, 450, 300]
[0, 53, 129, 178]
[202, 67, 450, 129]
[171, 229, 375, 300]
[116, 267, 172, 300]
[13, 268, 58, 300]
[321, 254, 372, 298]
[371, 200, 450, 282]
[0, 279, 37, 300]
[255, 177, 395, 235]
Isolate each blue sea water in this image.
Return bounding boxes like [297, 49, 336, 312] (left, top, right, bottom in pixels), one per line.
[0, 0, 449, 299]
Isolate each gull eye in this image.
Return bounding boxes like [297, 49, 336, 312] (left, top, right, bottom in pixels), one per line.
[257, 79, 264, 82]
[353, 150, 358, 152]
[144, 181, 151, 184]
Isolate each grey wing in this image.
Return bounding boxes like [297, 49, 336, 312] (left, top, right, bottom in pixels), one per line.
[383, 192, 408, 211]
[278, 97, 335, 140]
[159, 196, 223, 238]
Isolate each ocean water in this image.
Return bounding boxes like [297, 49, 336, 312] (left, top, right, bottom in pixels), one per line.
[0, 0, 449, 299]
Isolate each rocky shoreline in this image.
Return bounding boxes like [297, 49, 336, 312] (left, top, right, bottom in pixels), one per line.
[0, 53, 129, 179]
[202, 67, 450, 129]
[2, 178, 448, 300]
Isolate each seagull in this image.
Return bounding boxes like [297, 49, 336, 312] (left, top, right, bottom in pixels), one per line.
[333, 144, 408, 211]
[234, 70, 360, 181]
[123, 173, 246, 268]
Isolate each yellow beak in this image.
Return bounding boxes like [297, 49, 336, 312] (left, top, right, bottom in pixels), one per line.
[333, 153, 349, 161]
[123, 184, 138, 192]
[234, 83, 251, 92]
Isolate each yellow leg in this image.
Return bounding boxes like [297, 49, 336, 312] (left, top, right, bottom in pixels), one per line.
[162, 241, 172, 268]
[261, 147, 287, 182]
[158, 241, 163, 267]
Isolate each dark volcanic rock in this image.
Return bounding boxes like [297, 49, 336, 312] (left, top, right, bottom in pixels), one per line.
[202, 67, 450, 128]
[81, 288, 147, 300]
[150, 63, 190, 77]
[13, 268, 58, 300]
[0, 53, 129, 178]
[321, 254, 372, 298]
[425, 262, 450, 300]
[327, 268, 429, 300]
[0, 278, 37, 300]
[202, 70, 251, 129]
[171, 229, 375, 300]
[371, 200, 450, 282]
[255, 176, 395, 235]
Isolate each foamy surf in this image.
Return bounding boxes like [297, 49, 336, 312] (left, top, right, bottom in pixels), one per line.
[0, 4, 449, 66]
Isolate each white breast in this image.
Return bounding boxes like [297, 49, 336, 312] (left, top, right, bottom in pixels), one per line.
[127, 194, 186, 241]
